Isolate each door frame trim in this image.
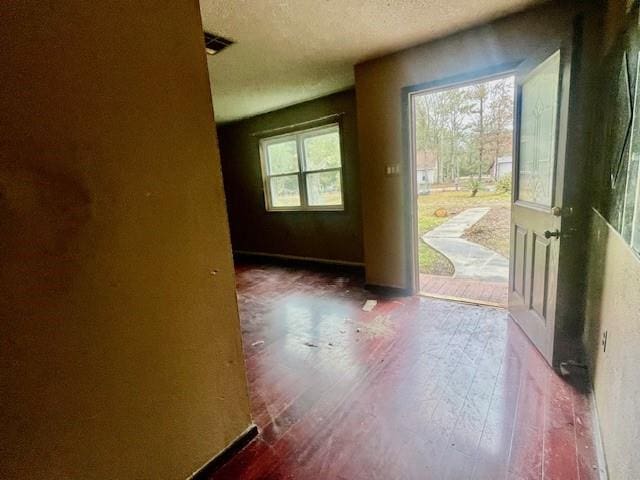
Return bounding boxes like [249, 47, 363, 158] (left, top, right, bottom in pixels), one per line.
[401, 61, 522, 295]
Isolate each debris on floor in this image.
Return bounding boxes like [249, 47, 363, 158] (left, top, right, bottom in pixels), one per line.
[303, 341, 318, 348]
[251, 340, 264, 347]
[362, 299, 377, 312]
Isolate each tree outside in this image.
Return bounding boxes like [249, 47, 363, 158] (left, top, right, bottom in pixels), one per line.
[414, 76, 515, 278]
[414, 76, 514, 188]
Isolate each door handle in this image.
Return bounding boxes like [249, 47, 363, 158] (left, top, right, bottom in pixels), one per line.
[544, 229, 561, 239]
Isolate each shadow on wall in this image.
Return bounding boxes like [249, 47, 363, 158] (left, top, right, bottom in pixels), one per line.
[0, 157, 92, 304]
[582, 212, 608, 382]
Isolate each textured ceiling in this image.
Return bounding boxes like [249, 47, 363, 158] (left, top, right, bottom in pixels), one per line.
[200, 0, 542, 123]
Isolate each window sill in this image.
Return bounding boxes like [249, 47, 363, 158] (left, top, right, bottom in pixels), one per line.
[266, 206, 345, 213]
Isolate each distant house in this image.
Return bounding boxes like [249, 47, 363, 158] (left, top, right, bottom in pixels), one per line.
[494, 155, 512, 179]
[416, 149, 438, 193]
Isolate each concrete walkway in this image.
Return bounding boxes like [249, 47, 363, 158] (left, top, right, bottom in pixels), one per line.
[423, 207, 509, 283]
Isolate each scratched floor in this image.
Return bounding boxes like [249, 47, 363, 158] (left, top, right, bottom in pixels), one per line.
[210, 261, 601, 480]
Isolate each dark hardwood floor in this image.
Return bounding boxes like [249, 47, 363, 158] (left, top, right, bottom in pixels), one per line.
[209, 261, 602, 480]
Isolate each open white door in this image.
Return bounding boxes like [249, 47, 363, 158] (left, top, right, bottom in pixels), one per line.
[509, 42, 572, 366]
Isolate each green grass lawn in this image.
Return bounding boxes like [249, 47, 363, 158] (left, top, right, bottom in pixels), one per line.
[418, 190, 511, 226]
[419, 241, 454, 276]
[418, 189, 511, 276]
[418, 213, 448, 236]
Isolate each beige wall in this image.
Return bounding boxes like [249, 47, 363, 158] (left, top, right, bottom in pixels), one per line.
[217, 90, 363, 264]
[354, 2, 581, 288]
[585, 212, 640, 479]
[0, 1, 251, 479]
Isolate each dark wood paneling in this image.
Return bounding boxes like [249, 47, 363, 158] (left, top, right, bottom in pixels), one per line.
[593, 6, 640, 248]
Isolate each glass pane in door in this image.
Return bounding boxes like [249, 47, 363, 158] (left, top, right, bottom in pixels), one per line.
[517, 51, 561, 206]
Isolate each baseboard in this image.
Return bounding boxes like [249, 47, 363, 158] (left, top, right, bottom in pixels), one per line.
[580, 337, 608, 480]
[365, 283, 413, 297]
[589, 394, 609, 479]
[189, 424, 258, 479]
[233, 250, 365, 268]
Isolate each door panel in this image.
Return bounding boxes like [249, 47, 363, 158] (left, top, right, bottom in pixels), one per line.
[513, 225, 527, 299]
[509, 44, 570, 366]
[530, 234, 550, 319]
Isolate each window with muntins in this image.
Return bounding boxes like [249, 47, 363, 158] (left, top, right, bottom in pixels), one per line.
[259, 123, 344, 211]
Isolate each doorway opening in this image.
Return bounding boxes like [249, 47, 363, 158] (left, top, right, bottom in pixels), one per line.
[411, 74, 515, 306]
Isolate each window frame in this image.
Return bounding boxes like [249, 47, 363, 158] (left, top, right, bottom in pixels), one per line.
[259, 122, 345, 212]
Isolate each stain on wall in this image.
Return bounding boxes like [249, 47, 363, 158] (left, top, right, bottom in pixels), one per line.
[0, 159, 92, 300]
[0, 1, 252, 479]
[217, 90, 363, 264]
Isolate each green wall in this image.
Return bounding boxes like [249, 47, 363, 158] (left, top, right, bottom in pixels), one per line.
[217, 90, 363, 264]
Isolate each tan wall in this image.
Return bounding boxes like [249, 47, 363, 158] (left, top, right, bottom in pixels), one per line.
[585, 213, 640, 479]
[217, 90, 363, 263]
[354, 2, 581, 288]
[583, 1, 640, 477]
[0, 1, 251, 479]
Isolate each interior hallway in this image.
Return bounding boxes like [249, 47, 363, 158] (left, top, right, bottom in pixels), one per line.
[210, 262, 601, 480]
